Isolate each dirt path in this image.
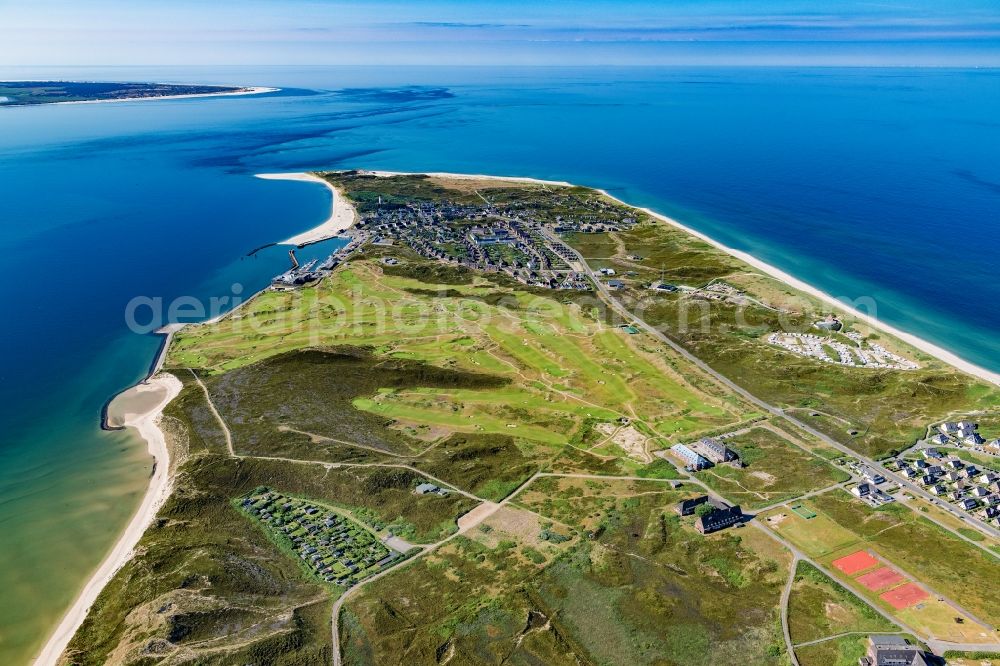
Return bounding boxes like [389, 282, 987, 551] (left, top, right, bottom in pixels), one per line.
[276, 425, 437, 458]
[792, 631, 873, 649]
[187, 368, 234, 456]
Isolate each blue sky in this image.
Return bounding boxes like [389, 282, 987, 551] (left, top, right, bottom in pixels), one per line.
[2, 0, 1000, 66]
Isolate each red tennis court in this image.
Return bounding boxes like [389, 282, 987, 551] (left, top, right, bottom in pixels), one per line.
[832, 550, 878, 575]
[857, 567, 903, 591]
[880, 583, 928, 610]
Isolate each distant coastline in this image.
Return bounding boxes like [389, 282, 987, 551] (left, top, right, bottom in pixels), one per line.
[51, 86, 279, 106]
[0, 81, 278, 107]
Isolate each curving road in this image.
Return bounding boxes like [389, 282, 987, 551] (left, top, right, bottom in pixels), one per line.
[547, 229, 1000, 543]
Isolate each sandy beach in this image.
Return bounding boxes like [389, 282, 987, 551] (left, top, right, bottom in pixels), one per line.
[40, 86, 279, 106]
[256, 172, 358, 246]
[34, 373, 182, 666]
[361, 170, 1000, 388]
[610, 193, 1000, 388]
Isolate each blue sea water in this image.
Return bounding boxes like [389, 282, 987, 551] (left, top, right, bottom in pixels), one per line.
[0, 65, 998, 662]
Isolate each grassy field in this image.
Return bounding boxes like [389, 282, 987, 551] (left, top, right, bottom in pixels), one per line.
[340, 495, 582, 664]
[344, 476, 792, 665]
[528, 490, 791, 666]
[561, 220, 1000, 458]
[513, 475, 687, 533]
[169, 256, 753, 464]
[761, 502, 861, 557]
[943, 650, 1000, 665]
[794, 635, 870, 666]
[693, 426, 849, 510]
[787, 561, 898, 645]
[808, 493, 1000, 622]
[901, 494, 1000, 551]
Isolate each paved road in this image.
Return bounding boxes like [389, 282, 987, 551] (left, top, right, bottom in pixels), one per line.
[549, 233, 1000, 543]
[550, 234, 1000, 656]
[781, 555, 802, 666]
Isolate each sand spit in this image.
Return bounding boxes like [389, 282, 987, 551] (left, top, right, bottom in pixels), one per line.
[40, 86, 279, 106]
[256, 173, 358, 246]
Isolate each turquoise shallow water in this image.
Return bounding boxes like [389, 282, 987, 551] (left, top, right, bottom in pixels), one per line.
[0, 65, 998, 662]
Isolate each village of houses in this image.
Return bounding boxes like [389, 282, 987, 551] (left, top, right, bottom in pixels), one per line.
[658, 417, 1000, 541]
[895, 421, 1000, 525]
[240, 488, 410, 587]
[356, 192, 620, 291]
[837, 420, 1000, 528]
[264, 182, 997, 541]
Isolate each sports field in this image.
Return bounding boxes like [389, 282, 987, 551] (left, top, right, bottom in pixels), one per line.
[832, 550, 878, 575]
[857, 567, 903, 591]
[791, 504, 816, 519]
[765, 489, 1000, 623]
[762, 490, 999, 642]
[880, 583, 928, 610]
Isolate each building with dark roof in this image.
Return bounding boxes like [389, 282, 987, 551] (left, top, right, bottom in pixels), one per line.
[676, 496, 710, 516]
[695, 498, 743, 534]
[858, 635, 927, 666]
[692, 437, 738, 464]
